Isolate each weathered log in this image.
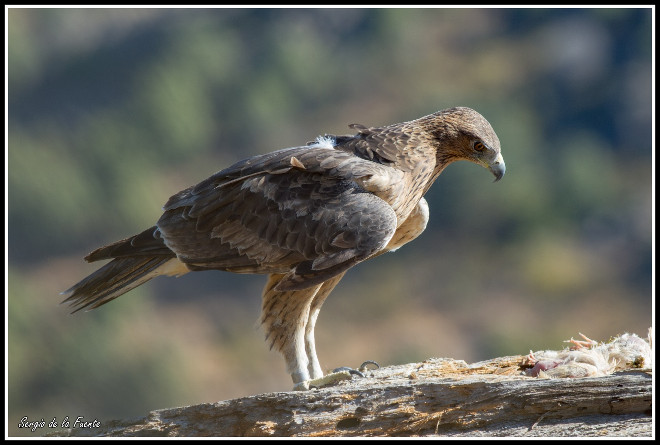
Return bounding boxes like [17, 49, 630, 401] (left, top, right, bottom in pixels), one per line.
[53, 356, 652, 437]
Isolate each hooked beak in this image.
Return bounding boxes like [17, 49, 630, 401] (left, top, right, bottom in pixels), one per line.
[488, 152, 505, 182]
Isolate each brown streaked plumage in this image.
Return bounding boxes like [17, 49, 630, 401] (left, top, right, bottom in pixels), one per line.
[62, 106, 505, 389]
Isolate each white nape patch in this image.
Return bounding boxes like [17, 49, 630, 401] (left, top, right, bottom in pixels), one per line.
[309, 135, 336, 149]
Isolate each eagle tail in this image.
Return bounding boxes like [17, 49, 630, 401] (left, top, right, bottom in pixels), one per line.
[62, 226, 187, 313]
[62, 256, 186, 313]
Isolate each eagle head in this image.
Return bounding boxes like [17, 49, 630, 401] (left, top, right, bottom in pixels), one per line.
[426, 107, 505, 182]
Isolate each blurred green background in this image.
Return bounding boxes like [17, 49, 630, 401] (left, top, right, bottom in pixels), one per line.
[7, 7, 652, 436]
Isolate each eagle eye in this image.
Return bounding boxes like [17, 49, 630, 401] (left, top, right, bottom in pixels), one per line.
[473, 141, 486, 152]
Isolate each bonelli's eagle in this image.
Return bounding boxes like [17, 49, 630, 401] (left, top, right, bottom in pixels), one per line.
[63, 107, 505, 389]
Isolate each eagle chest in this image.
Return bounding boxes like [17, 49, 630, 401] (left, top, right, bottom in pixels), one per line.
[389, 164, 435, 228]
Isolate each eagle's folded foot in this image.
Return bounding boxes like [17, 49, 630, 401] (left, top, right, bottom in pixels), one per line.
[294, 369, 352, 390]
[293, 360, 380, 390]
[333, 360, 380, 377]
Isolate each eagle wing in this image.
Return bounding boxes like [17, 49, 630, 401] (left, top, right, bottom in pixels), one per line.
[157, 145, 399, 291]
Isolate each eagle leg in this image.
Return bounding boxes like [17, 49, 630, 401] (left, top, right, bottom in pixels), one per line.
[303, 272, 346, 380]
[261, 274, 317, 384]
[297, 278, 380, 391]
[261, 272, 347, 389]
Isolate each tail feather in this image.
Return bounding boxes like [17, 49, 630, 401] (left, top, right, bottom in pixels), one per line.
[62, 256, 180, 313]
[85, 226, 172, 262]
[63, 226, 191, 313]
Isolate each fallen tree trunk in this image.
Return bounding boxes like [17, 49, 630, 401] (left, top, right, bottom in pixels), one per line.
[54, 356, 653, 437]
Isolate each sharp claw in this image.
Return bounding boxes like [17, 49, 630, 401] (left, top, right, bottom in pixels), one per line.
[331, 366, 365, 377]
[332, 360, 380, 377]
[358, 360, 380, 372]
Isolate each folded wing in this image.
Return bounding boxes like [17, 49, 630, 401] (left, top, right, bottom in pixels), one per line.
[157, 146, 399, 291]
